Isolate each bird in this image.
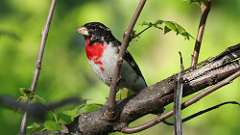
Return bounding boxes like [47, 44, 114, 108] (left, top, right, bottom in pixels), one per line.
[77, 22, 147, 94]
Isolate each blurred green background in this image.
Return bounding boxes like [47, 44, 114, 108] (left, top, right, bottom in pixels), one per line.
[0, 0, 239, 135]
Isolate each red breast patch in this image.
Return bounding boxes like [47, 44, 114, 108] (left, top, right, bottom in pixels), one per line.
[85, 38, 106, 71]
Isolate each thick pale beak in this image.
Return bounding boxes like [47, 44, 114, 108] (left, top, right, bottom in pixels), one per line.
[77, 27, 89, 36]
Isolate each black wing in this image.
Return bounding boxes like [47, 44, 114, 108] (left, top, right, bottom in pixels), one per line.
[123, 51, 147, 86]
[113, 39, 147, 86]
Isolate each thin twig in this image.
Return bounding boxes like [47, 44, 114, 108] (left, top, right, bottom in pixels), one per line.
[162, 101, 240, 126]
[174, 52, 184, 135]
[121, 71, 240, 133]
[182, 101, 240, 123]
[191, 0, 212, 69]
[106, 0, 147, 119]
[0, 96, 84, 122]
[131, 25, 152, 40]
[19, 0, 57, 134]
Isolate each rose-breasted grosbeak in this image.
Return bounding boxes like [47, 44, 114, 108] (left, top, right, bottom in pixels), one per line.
[77, 22, 147, 93]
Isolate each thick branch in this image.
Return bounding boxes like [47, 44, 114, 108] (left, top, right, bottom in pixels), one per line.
[122, 71, 240, 133]
[66, 43, 240, 135]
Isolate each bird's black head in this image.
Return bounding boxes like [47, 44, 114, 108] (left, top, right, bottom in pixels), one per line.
[77, 22, 116, 43]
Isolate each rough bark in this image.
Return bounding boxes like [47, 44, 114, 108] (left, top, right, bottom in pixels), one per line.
[63, 43, 240, 135]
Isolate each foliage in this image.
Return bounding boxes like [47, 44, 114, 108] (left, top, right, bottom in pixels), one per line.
[142, 20, 193, 40]
[18, 88, 46, 105]
[27, 103, 103, 132]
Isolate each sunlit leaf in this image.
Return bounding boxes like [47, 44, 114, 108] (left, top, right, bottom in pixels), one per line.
[27, 123, 41, 129]
[27, 122, 42, 133]
[43, 120, 62, 131]
[61, 103, 103, 122]
[164, 21, 178, 32]
[62, 104, 85, 119]
[78, 103, 103, 113]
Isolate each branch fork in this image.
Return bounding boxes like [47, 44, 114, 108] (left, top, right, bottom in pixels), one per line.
[106, 0, 147, 120]
[19, 0, 57, 134]
[191, 0, 212, 69]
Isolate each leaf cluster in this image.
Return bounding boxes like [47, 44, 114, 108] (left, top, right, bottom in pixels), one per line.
[142, 20, 193, 40]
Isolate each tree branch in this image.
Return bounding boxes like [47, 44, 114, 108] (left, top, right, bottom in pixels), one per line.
[106, 0, 147, 119]
[181, 101, 240, 124]
[191, 0, 212, 69]
[19, 0, 57, 134]
[0, 96, 84, 122]
[122, 70, 240, 133]
[159, 101, 240, 126]
[157, 101, 240, 126]
[64, 43, 240, 135]
[174, 52, 184, 135]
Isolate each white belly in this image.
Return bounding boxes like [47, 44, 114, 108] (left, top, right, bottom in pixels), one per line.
[88, 44, 118, 85]
[88, 44, 146, 91]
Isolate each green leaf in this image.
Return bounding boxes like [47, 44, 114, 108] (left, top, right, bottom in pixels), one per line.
[17, 95, 28, 102]
[61, 103, 103, 122]
[43, 120, 62, 131]
[155, 19, 164, 24]
[62, 104, 85, 119]
[32, 94, 47, 104]
[27, 122, 42, 132]
[19, 88, 32, 96]
[164, 21, 178, 32]
[142, 20, 193, 40]
[30, 103, 102, 131]
[78, 103, 103, 113]
[18, 88, 34, 102]
[19, 88, 28, 97]
[164, 26, 171, 34]
[57, 112, 72, 124]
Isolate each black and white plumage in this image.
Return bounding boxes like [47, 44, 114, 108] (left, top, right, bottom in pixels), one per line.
[77, 22, 147, 93]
